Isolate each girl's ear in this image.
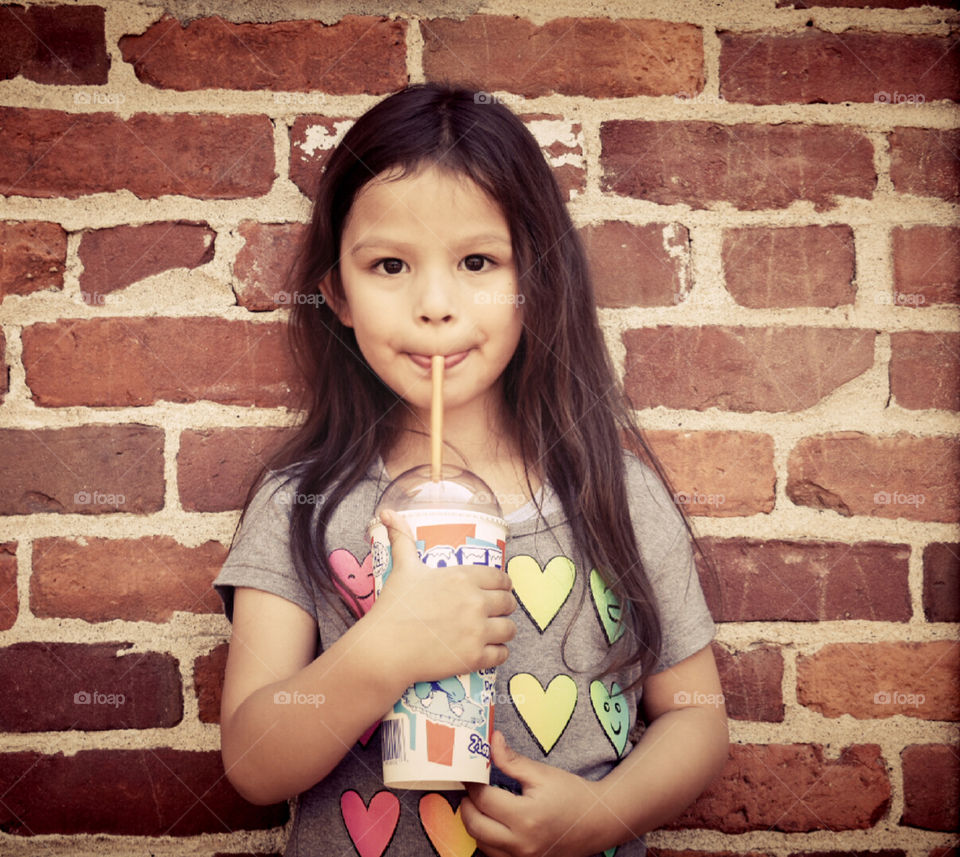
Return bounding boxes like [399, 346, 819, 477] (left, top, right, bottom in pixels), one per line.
[319, 277, 352, 327]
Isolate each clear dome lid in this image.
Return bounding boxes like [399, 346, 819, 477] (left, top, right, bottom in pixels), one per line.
[375, 464, 503, 518]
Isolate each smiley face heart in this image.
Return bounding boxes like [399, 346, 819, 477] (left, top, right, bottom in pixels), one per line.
[329, 549, 375, 616]
[507, 554, 575, 633]
[589, 568, 624, 644]
[590, 680, 629, 757]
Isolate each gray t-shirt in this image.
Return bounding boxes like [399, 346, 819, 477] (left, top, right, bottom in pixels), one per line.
[213, 452, 715, 856]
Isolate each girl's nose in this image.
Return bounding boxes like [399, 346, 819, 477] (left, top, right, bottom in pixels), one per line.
[414, 268, 457, 324]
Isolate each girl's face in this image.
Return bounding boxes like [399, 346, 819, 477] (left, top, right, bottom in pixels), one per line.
[333, 164, 524, 423]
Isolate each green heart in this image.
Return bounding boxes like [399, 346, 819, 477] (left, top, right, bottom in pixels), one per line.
[589, 568, 623, 644]
[509, 673, 577, 755]
[507, 555, 575, 633]
[590, 680, 629, 757]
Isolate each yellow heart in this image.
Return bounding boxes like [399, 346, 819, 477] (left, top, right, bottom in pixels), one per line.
[419, 793, 477, 857]
[507, 555, 575, 632]
[508, 673, 577, 755]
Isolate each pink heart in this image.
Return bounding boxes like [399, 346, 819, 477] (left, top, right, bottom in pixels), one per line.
[329, 549, 375, 616]
[340, 790, 400, 857]
[358, 720, 380, 747]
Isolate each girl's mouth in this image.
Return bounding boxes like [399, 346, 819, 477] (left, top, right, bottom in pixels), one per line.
[408, 350, 470, 370]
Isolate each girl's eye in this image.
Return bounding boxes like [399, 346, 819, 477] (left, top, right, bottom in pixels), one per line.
[463, 254, 492, 272]
[375, 258, 406, 275]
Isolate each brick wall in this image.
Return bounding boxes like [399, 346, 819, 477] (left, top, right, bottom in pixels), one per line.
[0, 1, 957, 855]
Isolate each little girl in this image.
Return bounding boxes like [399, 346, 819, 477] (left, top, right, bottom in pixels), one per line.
[214, 83, 728, 857]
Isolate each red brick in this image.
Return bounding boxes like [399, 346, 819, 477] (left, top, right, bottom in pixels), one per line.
[890, 128, 960, 203]
[78, 221, 215, 297]
[787, 432, 960, 522]
[178, 426, 295, 512]
[31, 537, 226, 622]
[0, 425, 164, 515]
[713, 643, 784, 721]
[672, 743, 890, 832]
[195, 642, 227, 724]
[0, 748, 287, 834]
[0, 543, 16, 631]
[0, 221, 67, 300]
[0, 4, 108, 85]
[120, 14, 406, 93]
[924, 542, 960, 622]
[601, 121, 875, 211]
[623, 326, 875, 412]
[522, 113, 587, 201]
[233, 221, 308, 310]
[0, 108, 274, 199]
[0, 328, 6, 404]
[698, 538, 911, 622]
[892, 226, 960, 306]
[289, 114, 344, 199]
[21, 317, 299, 407]
[890, 331, 960, 411]
[720, 30, 959, 104]
[902, 744, 960, 831]
[0, 642, 182, 731]
[422, 16, 703, 98]
[798, 642, 959, 720]
[643, 430, 776, 516]
[723, 226, 856, 308]
[581, 222, 690, 307]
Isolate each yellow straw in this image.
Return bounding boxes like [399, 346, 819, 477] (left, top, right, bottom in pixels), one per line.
[431, 355, 443, 482]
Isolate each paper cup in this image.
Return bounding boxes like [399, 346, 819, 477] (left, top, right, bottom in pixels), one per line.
[368, 500, 506, 790]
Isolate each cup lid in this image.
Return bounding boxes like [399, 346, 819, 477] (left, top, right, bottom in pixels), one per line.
[376, 464, 503, 517]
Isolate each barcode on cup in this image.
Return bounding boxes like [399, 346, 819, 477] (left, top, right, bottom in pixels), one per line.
[381, 719, 406, 763]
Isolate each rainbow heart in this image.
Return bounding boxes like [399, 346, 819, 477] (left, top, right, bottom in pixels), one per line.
[589, 568, 624, 644]
[507, 554, 575, 633]
[419, 793, 477, 857]
[508, 673, 577, 755]
[590, 680, 629, 757]
[340, 790, 399, 857]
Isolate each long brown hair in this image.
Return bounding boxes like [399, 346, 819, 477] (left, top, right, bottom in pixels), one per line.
[236, 82, 705, 686]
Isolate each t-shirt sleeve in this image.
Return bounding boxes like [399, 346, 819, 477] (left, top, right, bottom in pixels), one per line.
[212, 472, 317, 625]
[625, 454, 716, 672]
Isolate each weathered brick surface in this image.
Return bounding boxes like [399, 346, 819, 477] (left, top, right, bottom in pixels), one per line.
[672, 744, 890, 832]
[892, 226, 960, 306]
[0, 109, 275, 199]
[0, 642, 182, 731]
[0, 425, 164, 515]
[178, 426, 295, 512]
[699, 539, 911, 622]
[422, 16, 704, 98]
[601, 121, 875, 210]
[623, 326, 875, 412]
[787, 433, 960, 522]
[194, 641, 227, 724]
[889, 128, 960, 203]
[78, 221, 216, 296]
[582, 222, 690, 307]
[0, 543, 16, 631]
[31, 537, 226, 622]
[779, 0, 954, 6]
[889, 331, 960, 411]
[901, 744, 960, 831]
[797, 642, 960, 720]
[233, 221, 309, 310]
[722, 226, 856, 307]
[720, 30, 960, 104]
[0, 221, 67, 300]
[713, 643, 784, 721]
[120, 14, 407, 93]
[0, 4, 109, 84]
[288, 114, 344, 199]
[643, 430, 776, 516]
[923, 542, 960, 622]
[21, 318, 300, 407]
[0, 749, 288, 834]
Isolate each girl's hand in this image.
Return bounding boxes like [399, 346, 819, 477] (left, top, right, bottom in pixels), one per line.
[366, 509, 517, 684]
[461, 731, 604, 857]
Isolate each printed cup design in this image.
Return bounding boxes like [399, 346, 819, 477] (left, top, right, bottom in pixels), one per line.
[368, 507, 506, 790]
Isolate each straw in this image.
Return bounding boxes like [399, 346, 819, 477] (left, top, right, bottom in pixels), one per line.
[431, 355, 443, 481]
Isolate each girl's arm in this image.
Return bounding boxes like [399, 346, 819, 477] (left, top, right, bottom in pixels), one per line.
[220, 511, 517, 806]
[461, 644, 729, 856]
